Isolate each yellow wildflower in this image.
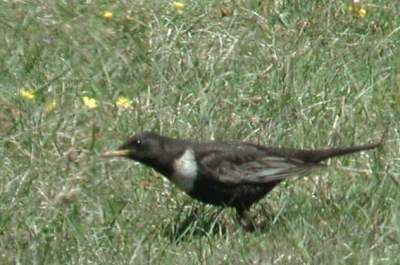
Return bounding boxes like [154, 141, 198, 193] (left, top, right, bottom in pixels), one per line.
[82, 96, 97, 109]
[45, 100, 56, 113]
[348, 0, 366, 18]
[20, 89, 35, 100]
[172, 1, 185, 13]
[101, 10, 113, 20]
[356, 8, 366, 18]
[115, 96, 133, 109]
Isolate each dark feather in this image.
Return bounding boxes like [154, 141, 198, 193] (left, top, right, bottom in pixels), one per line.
[193, 139, 381, 184]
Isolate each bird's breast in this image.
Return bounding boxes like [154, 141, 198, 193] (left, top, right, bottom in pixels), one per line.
[172, 148, 198, 192]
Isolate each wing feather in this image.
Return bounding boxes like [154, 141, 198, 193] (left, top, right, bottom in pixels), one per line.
[198, 151, 315, 184]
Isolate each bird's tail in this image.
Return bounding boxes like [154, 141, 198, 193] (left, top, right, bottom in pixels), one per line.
[291, 138, 383, 164]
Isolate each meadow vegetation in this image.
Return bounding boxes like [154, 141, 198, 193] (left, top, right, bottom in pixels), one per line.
[1, 0, 399, 264]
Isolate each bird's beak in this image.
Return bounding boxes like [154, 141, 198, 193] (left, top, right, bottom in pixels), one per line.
[101, 149, 131, 158]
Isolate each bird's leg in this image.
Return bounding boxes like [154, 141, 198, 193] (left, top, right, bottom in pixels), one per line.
[235, 205, 256, 232]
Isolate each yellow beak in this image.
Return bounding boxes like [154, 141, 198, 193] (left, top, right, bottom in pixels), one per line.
[101, 149, 131, 158]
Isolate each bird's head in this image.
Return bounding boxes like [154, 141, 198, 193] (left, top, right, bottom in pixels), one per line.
[102, 132, 165, 162]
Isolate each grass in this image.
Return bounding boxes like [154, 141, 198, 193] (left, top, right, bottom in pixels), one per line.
[0, 0, 399, 264]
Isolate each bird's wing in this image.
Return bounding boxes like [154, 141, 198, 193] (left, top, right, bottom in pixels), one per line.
[198, 150, 315, 184]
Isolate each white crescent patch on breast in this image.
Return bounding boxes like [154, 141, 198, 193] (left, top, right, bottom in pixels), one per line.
[172, 149, 198, 192]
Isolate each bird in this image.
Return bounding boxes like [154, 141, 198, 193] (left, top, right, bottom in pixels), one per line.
[102, 132, 381, 230]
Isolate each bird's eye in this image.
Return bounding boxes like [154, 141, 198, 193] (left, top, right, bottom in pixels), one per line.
[135, 139, 142, 146]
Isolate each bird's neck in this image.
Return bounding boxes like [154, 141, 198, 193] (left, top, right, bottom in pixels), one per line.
[140, 157, 174, 177]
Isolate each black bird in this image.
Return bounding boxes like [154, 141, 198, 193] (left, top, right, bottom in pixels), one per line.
[102, 132, 381, 230]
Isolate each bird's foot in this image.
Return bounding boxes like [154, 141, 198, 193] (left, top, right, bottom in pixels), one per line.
[236, 207, 258, 232]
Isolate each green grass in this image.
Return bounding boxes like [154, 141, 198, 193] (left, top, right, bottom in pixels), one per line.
[1, 0, 399, 264]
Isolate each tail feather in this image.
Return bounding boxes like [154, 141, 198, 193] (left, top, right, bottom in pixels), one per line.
[293, 140, 382, 163]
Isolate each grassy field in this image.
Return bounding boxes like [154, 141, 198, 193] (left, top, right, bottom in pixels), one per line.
[1, 0, 399, 264]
